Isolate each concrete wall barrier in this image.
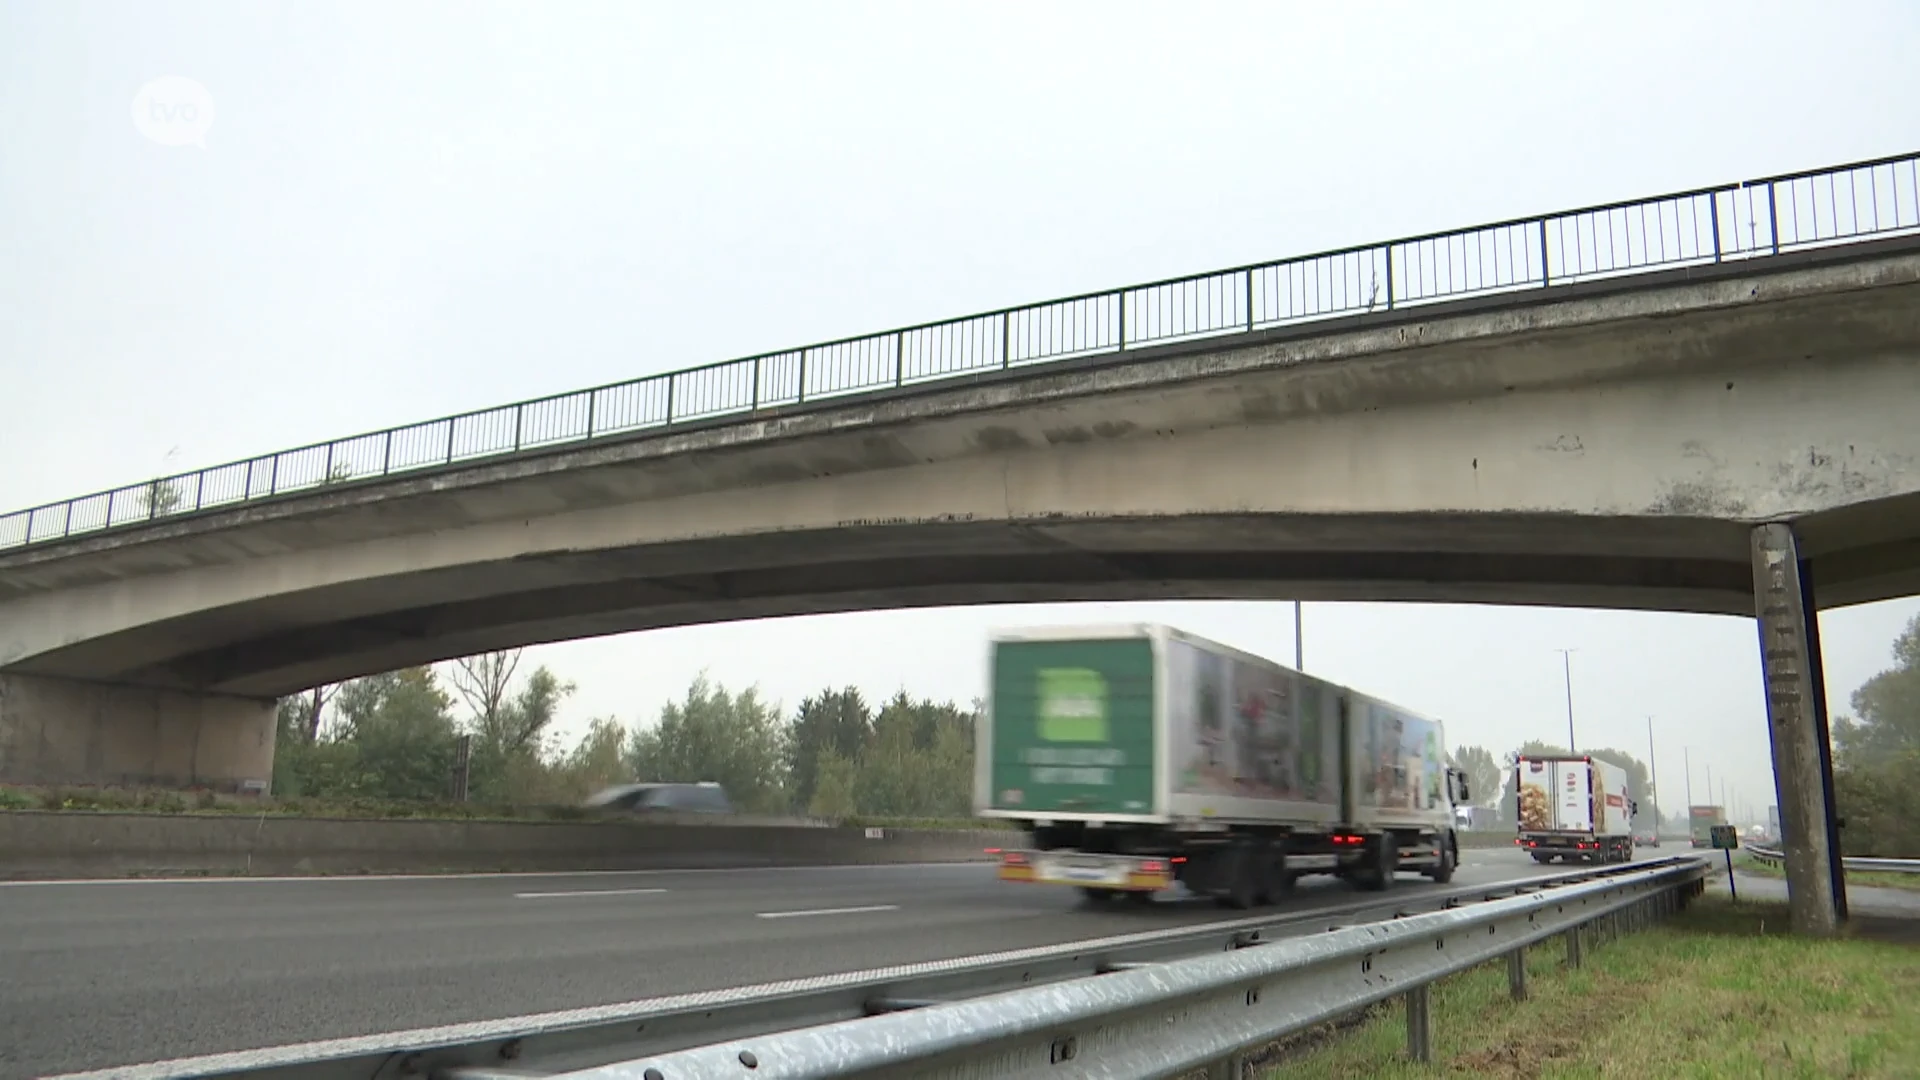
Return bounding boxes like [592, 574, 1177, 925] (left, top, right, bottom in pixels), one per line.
[0, 811, 1006, 880]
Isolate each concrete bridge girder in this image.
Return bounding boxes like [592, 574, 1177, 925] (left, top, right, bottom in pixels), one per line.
[1, 243, 1918, 832]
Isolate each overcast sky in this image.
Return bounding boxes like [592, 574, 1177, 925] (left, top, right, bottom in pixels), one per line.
[3, 1, 1917, 825]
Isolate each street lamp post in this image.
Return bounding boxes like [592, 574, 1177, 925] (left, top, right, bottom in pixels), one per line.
[1553, 648, 1578, 752]
[1294, 601, 1303, 671]
[1646, 716, 1660, 833]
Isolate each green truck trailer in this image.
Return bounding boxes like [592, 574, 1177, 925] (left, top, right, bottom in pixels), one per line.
[976, 624, 1469, 908]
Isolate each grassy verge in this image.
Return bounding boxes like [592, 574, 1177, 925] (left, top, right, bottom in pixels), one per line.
[0, 784, 1016, 830]
[1264, 895, 1920, 1078]
[1734, 851, 1920, 894]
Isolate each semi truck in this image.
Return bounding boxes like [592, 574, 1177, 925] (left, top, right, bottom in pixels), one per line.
[1514, 755, 1636, 863]
[974, 624, 1467, 908]
[1689, 804, 1727, 848]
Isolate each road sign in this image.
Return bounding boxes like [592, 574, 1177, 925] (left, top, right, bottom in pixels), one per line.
[1710, 825, 1740, 900]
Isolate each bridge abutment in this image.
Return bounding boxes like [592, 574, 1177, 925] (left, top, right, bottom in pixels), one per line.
[1750, 523, 1847, 936]
[0, 673, 275, 793]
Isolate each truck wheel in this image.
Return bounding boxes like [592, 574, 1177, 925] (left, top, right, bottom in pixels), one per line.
[1254, 849, 1293, 905]
[1364, 835, 1398, 892]
[1215, 845, 1260, 910]
[1078, 887, 1115, 904]
[1425, 837, 1456, 884]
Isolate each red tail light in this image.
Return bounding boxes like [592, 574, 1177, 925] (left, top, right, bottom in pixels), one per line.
[1138, 859, 1169, 875]
[984, 847, 1002, 855]
[1170, 856, 1187, 864]
[1001, 852, 1029, 866]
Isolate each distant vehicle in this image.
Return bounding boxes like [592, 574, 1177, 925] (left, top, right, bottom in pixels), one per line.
[977, 624, 1465, 908]
[1689, 804, 1727, 848]
[584, 782, 734, 815]
[1634, 831, 1661, 849]
[1514, 755, 1636, 863]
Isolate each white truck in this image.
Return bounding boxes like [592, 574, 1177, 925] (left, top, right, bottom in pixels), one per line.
[1514, 755, 1636, 863]
[975, 624, 1468, 907]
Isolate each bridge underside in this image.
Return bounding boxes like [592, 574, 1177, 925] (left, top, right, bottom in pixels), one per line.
[7, 503, 1918, 698]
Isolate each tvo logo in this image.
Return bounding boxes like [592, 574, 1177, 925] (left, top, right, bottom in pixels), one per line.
[131, 76, 215, 148]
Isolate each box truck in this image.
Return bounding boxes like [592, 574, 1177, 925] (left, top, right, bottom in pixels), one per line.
[975, 625, 1467, 908]
[1514, 755, 1636, 863]
[1689, 804, 1727, 848]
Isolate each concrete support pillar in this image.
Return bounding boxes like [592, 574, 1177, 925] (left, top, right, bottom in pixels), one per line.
[1749, 524, 1845, 936]
[0, 673, 276, 792]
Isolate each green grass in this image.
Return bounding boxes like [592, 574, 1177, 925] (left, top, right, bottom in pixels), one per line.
[1264, 895, 1920, 1079]
[1734, 852, 1920, 894]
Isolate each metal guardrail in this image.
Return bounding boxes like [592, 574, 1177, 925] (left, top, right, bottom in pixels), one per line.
[3, 150, 1918, 553]
[593, 858, 1706, 1079]
[60, 857, 1706, 1080]
[1747, 845, 1920, 875]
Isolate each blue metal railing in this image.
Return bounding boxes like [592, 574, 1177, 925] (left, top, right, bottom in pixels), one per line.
[3, 150, 1917, 552]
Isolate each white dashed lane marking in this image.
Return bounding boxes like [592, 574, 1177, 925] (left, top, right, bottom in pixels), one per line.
[514, 887, 669, 900]
[755, 904, 900, 920]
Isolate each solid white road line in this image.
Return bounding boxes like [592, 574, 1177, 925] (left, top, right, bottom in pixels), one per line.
[0, 861, 990, 888]
[513, 887, 669, 900]
[754, 904, 900, 920]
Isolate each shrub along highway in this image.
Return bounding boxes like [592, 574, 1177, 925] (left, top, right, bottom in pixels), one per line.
[4, 843, 1670, 1078]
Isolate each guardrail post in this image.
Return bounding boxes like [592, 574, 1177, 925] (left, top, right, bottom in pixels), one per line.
[1507, 947, 1529, 1001]
[1206, 1050, 1247, 1079]
[1565, 926, 1583, 969]
[1405, 984, 1433, 1063]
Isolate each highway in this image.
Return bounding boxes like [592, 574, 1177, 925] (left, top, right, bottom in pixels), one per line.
[3, 845, 1672, 1078]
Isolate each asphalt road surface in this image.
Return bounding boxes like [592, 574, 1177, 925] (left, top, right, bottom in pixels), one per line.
[3, 845, 1673, 1078]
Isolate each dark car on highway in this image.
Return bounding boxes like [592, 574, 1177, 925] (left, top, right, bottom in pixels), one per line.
[584, 782, 735, 815]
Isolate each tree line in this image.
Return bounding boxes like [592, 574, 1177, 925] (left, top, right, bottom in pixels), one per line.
[272, 657, 981, 820]
[271, 609, 1920, 853]
[1831, 612, 1920, 856]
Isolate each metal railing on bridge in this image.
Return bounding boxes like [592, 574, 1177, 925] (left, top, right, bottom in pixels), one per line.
[4, 150, 1917, 552]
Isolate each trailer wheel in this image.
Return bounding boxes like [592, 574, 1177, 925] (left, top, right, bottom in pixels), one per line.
[1253, 848, 1293, 905]
[1078, 887, 1115, 904]
[1363, 834, 1398, 892]
[1214, 844, 1260, 910]
[1425, 836, 1456, 884]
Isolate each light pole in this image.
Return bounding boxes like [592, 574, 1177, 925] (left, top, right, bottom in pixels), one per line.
[1553, 648, 1578, 752]
[1294, 601, 1304, 671]
[1646, 716, 1660, 833]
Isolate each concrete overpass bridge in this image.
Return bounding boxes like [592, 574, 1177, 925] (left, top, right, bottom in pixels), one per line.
[3, 150, 1917, 935]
